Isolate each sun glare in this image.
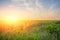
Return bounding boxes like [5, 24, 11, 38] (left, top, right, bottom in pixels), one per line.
[8, 17, 15, 22]
[4, 17, 18, 25]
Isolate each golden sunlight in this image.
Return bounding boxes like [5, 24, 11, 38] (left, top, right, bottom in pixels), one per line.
[8, 17, 16, 22]
[3, 17, 18, 26]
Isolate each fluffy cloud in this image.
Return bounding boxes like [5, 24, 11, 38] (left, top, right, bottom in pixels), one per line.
[0, 0, 60, 20]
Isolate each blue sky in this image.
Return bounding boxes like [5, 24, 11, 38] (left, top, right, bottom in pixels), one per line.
[0, 0, 60, 20]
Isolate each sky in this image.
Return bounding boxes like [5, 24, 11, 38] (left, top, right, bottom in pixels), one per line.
[0, 0, 60, 20]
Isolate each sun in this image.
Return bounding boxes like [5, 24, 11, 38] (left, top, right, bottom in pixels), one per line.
[8, 17, 15, 22]
[5, 17, 17, 25]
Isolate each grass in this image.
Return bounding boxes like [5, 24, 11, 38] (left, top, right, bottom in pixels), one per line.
[0, 20, 60, 40]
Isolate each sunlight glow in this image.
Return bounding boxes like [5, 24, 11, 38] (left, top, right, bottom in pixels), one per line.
[8, 17, 15, 22]
[3, 17, 18, 26]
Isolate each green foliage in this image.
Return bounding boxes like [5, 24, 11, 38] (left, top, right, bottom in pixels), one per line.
[0, 20, 60, 40]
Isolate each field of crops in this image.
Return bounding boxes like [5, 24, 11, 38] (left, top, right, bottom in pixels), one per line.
[0, 20, 60, 40]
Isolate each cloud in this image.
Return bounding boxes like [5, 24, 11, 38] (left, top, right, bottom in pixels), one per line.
[0, 0, 60, 20]
[11, 0, 20, 2]
[41, 4, 60, 20]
